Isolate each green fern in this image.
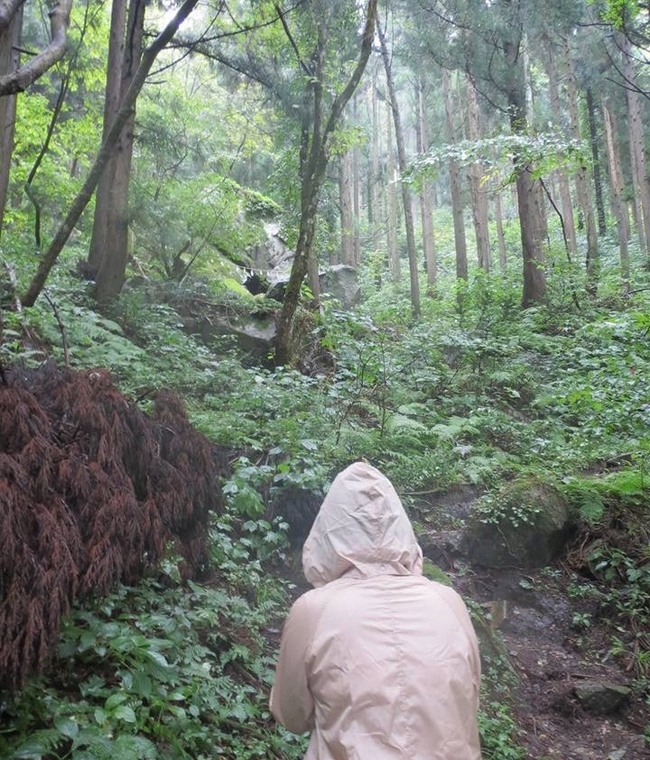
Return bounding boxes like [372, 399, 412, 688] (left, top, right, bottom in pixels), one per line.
[603, 469, 647, 499]
[385, 413, 428, 436]
[6, 728, 62, 759]
[562, 480, 606, 526]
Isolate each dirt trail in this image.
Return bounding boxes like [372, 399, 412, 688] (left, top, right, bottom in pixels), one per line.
[417, 486, 648, 758]
[470, 566, 648, 759]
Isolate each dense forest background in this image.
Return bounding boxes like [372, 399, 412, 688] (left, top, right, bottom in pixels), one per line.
[1, 0, 650, 757]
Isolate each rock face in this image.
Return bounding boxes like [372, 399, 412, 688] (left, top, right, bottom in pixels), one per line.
[183, 306, 277, 364]
[461, 478, 574, 568]
[248, 223, 360, 308]
[573, 680, 631, 715]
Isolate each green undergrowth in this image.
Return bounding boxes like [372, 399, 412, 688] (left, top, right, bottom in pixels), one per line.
[2, 260, 650, 755]
[0, 507, 308, 760]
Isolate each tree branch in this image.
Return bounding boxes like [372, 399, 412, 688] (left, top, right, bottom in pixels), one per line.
[273, 1, 313, 77]
[0, 0, 73, 96]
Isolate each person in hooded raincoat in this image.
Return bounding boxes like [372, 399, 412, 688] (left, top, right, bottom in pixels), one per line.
[270, 461, 482, 760]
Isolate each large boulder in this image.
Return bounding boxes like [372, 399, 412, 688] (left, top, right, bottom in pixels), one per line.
[461, 477, 574, 568]
[182, 305, 276, 363]
[247, 223, 360, 309]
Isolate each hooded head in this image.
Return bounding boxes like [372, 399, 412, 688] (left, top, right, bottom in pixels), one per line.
[302, 461, 423, 587]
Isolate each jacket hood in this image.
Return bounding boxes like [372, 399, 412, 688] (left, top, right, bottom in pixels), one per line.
[302, 462, 423, 587]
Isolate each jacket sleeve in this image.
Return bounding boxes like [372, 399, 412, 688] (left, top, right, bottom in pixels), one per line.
[269, 594, 315, 734]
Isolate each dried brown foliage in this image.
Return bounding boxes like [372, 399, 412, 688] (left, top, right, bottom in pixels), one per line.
[0, 362, 228, 691]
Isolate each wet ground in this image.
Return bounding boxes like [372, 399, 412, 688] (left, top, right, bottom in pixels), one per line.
[470, 566, 649, 759]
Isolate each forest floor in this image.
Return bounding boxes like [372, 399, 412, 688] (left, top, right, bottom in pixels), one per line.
[470, 565, 648, 759]
[426, 487, 650, 760]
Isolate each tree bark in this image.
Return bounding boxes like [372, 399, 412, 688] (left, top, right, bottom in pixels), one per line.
[545, 39, 577, 258]
[619, 31, 650, 264]
[603, 101, 630, 289]
[88, 0, 128, 270]
[21, 0, 201, 307]
[563, 35, 599, 291]
[0, 0, 72, 95]
[494, 190, 507, 273]
[351, 92, 361, 266]
[466, 76, 490, 271]
[339, 150, 355, 265]
[503, 31, 546, 306]
[416, 74, 437, 292]
[376, 14, 420, 317]
[94, 0, 146, 305]
[368, 62, 382, 265]
[0, 3, 21, 235]
[442, 67, 467, 281]
[585, 88, 607, 237]
[386, 104, 400, 281]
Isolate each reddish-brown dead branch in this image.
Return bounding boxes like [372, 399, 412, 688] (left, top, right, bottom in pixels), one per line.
[0, 362, 229, 691]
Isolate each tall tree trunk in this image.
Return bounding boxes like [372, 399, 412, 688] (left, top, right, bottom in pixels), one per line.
[502, 30, 545, 306]
[619, 31, 650, 264]
[563, 35, 598, 291]
[368, 61, 383, 266]
[274, 0, 377, 366]
[466, 76, 490, 271]
[88, 0, 128, 270]
[442, 67, 467, 281]
[377, 15, 420, 317]
[603, 101, 630, 290]
[545, 39, 577, 258]
[494, 190, 507, 273]
[0, 5, 22, 236]
[386, 104, 400, 280]
[351, 92, 361, 266]
[94, 0, 146, 305]
[21, 0, 201, 307]
[585, 88, 607, 236]
[416, 74, 437, 292]
[339, 151, 355, 266]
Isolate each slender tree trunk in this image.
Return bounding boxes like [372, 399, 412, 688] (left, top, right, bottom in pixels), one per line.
[603, 101, 630, 290]
[0, 5, 21, 236]
[416, 74, 437, 292]
[442, 67, 467, 281]
[494, 190, 507, 273]
[563, 36, 598, 291]
[466, 76, 490, 271]
[369, 62, 382, 264]
[21, 0, 201, 307]
[502, 30, 545, 306]
[619, 32, 650, 264]
[586, 88, 607, 236]
[386, 105, 400, 280]
[377, 15, 420, 317]
[339, 150, 355, 266]
[352, 92, 361, 266]
[545, 40, 577, 258]
[274, 0, 377, 365]
[94, 0, 146, 304]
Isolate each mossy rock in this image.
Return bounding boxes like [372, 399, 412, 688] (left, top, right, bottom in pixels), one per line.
[462, 477, 574, 568]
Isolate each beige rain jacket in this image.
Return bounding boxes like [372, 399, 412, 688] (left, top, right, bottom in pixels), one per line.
[270, 461, 481, 760]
